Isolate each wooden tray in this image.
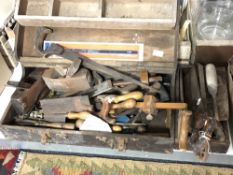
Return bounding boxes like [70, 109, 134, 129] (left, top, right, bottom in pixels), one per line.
[15, 0, 178, 30]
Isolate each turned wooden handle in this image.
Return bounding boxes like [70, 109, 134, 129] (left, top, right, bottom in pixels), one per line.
[112, 99, 137, 110]
[113, 91, 143, 103]
[154, 103, 187, 110]
[67, 112, 91, 120]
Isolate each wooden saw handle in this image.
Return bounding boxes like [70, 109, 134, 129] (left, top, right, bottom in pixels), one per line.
[112, 99, 137, 110]
[113, 91, 143, 103]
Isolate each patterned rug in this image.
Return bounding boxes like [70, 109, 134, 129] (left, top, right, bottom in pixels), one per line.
[0, 150, 19, 175]
[14, 152, 233, 175]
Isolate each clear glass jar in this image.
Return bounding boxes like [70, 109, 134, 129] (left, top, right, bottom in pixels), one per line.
[197, 0, 233, 40]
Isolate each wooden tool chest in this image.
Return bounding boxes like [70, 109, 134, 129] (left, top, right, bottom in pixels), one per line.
[0, 0, 233, 165]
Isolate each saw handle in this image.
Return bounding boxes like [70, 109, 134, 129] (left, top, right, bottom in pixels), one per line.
[113, 91, 143, 103]
[112, 99, 137, 110]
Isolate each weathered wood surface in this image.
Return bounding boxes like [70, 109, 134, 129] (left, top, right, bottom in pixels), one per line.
[18, 26, 177, 73]
[19, 27, 176, 62]
[15, 0, 177, 30]
[0, 125, 173, 153]
[20, 57, 176, 74]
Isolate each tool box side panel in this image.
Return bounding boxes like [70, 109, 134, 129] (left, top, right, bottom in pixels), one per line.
[0, 101, 174, 153]
[18, 27, 177, 60]
[20, 57, 177, 74]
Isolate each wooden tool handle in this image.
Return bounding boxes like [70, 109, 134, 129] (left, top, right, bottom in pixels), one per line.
[39, 122, 75, 130]
[67, 112, 91, 120]
[140, 69, 149, 85]
[113, 91, 143, 103]
[179, 110, 192, 150]
[75, 120, 85, 129]
[112, 125, 123, 132]
[154, 102, 187, 110]
[112, 99, 136, 110]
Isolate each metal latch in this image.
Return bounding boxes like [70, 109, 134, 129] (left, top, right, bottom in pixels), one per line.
[114, 137, 128, 151]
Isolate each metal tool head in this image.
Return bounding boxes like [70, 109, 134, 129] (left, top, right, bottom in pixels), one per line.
[35, 27, 53, 55]
[35, 27, 64, 56]
[66, 59, 82, 77]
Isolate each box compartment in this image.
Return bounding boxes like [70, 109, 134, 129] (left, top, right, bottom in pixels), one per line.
[15, 0, 178, 30]
[18, 0, 51, 16]
[52, 0, 102, 17]
[0, 68, 176, 153]
[18, 26, 177, 74]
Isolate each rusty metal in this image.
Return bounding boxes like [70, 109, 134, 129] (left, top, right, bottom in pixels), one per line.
[97, 97, 112, 121]
[42, 68, 92, 93]
[11, 70, 47, 115]
[113, 76, 163, 87]
[92, 71, 103, 85]
[66, 59, 82, 77]
[114, 137, 128, 151]
[80, 80, 113, 97]
[40, 96, 93, 114]
[35, 27, 156, 91]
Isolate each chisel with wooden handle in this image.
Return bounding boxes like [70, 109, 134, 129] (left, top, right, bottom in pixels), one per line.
[44, 112, 92, 123]
[15, 118, 75, 130]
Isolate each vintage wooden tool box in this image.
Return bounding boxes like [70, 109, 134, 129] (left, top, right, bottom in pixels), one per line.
[0, 0, 232, 164]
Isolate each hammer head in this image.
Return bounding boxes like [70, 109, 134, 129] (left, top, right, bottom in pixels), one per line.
[142, 95, 157, 115]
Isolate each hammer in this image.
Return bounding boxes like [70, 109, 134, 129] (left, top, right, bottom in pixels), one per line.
[136, 96, 187, 112]
[111, 95, 187, 112]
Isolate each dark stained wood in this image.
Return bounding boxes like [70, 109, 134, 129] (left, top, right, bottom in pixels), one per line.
[196, 46, 233, 65]
[0, 125, 173, 153]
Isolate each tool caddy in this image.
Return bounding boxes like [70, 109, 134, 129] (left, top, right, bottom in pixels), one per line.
[0, 0, 232, 164]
